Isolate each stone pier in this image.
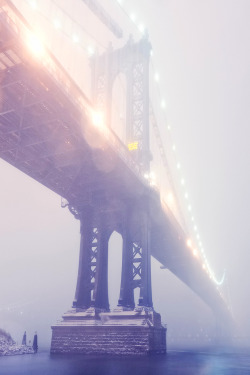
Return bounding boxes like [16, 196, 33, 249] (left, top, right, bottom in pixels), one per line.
[51, 308, 166, 355]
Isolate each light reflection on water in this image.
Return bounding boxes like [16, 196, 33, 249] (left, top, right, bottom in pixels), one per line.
[0, 349, 250, 375]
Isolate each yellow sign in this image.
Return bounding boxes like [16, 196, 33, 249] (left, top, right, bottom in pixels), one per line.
[128, 142, 138, 151]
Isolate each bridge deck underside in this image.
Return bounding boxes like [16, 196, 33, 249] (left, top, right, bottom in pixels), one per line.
[0, 1, 231, 323]
[0, 51, 142, 210]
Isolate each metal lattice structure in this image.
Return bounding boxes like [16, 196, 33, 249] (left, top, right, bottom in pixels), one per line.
[132, 242, 142, 288]
[91, 36, 151, 173]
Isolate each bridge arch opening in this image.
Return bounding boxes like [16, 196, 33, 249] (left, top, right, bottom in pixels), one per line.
[134, 286, 140, 307]
[111, 72, 127, 144]
[108, 230, 123, 309]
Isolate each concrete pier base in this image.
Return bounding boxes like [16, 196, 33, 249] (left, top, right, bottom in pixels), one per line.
[51, 308, 166, 355]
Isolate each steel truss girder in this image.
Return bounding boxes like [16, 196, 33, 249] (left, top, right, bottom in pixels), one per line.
[90, 227, 98, 291]
[132, 241, 143, 288]
[118, 201, 153, 309]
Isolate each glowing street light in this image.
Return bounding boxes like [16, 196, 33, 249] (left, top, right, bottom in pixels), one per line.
[193, 249, 198, 257]
[138, 24, 145, 33]
[91, 110, 105, 129]
[130, 13, 136, 22]
[26, 33, 45, 58]
[87, 46, 95, 56]
[29, 0, 37, 10]
[53, 19, 61, 29]
[154, 73, 160, 82]
[72, 34, 80, 43]
[161, 99, 166, 109]
[166, 192, 175, 207]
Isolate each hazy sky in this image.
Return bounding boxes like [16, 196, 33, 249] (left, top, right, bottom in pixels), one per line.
[0, 0, 250, 347]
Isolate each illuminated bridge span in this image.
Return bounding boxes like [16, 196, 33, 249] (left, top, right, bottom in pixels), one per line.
[0, 0, 231, 354]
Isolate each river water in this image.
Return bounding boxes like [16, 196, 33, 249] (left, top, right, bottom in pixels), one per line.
[0, 349, 250, 375]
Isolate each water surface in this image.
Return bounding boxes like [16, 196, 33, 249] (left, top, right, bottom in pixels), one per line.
[0, 349, 250, 375]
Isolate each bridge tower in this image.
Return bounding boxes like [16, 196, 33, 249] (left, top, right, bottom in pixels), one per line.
[51, 37, 166, 356]
[91, 35, 152, 173]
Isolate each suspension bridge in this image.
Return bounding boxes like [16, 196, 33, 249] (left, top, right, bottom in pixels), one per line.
[0, 0, 231, 354]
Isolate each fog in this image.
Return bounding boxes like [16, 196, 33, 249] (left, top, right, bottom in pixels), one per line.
[1, 0, 250, 348]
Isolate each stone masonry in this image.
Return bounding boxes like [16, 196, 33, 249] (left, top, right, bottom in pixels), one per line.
[51, 308, 166, 355]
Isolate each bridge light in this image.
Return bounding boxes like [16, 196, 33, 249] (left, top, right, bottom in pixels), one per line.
[128, 142, 138, 151]
[172, 144, 176, 151]
[29, 0, 37, 10]
[177, 163, 181, 170]
[91, 110, 105, 128]
[154, 73, 160, 82]
[149, 171, 155, 180]
[53, 19, 61, 29]
[130, 13, 136, 22]
[72, 34, 80, 43]
[87, 46, 95, 56]
[161, 99, 166, 109]
[188, 204, 192, 211]
[184, 192, 188, 199]
[186, 239, 192, 248]
[166, 192, 174, 206]
[26, 33, 45, 58]
[148, 171, 156, 186]
[193, 249, 198, 257]
[138, 24, 145, 33]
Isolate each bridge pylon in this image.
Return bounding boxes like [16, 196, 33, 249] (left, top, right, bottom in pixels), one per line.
[72, 206, 110, 311]
[71, 200, 153, 312]
[118, 201, 153, 309]
[50, 37, 166, 355]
